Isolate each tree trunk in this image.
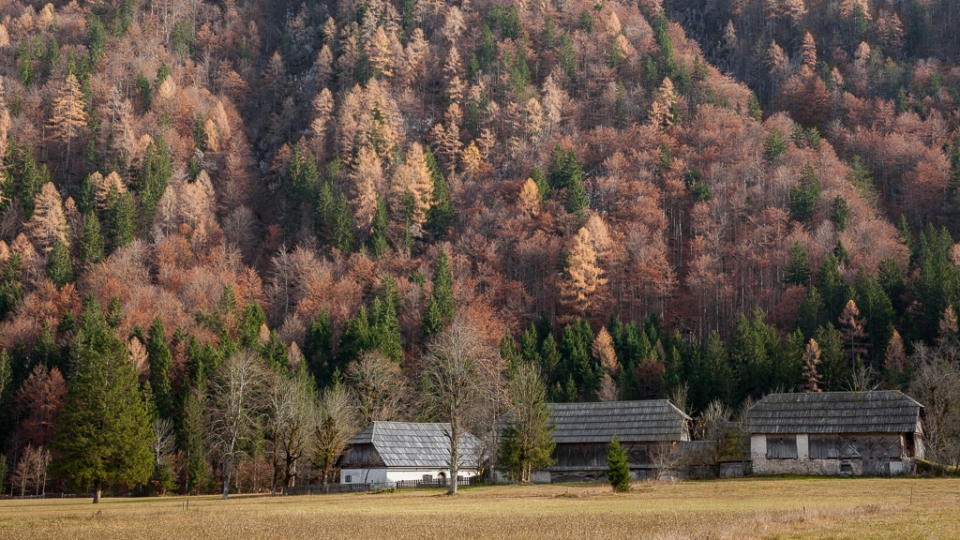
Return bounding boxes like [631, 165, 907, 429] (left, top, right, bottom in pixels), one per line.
[93, 488, 101, 504]
[222, 457, 232, 500]
[448, 428, 459, 495]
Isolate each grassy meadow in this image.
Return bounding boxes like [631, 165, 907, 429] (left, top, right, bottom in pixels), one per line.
[1, 477, 959, 539]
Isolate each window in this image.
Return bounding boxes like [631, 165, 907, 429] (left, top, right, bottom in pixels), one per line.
[809, 436, 840, 459]
[839, 463, 853, 474]
[422, 474, 432, 481]
[766, 436, 798, 459]
[344, 475, 352, 483]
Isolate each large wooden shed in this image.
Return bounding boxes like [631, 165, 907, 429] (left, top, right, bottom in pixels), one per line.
[544, 400, 692, 482]
[337, 421, 482, 486]
[747, 391, 924, 476]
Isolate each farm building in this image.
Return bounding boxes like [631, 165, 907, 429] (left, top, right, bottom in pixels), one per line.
[747, 391, 924, 476]
[337, 421, 482, 485]
[544, 400, 693, 482]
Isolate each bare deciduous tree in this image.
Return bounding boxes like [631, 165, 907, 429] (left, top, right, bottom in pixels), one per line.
[265, 369, 316, 494]
[208, 350, 266, 499]
[421, 318, 503, 494]
[346, 351, 410, 425]
[312, 381, 358, 490]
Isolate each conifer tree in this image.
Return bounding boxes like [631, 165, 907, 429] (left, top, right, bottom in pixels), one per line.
[26, 181, 69, 252]
[48, 74, 88, 173]
[498, 362, 555, 482]
[330, 193, 355, 253]
[562, 227, 606, 314]
[0, 253, 23, 319]
[179, 384, 210, 495]
[425, 146, 454, 236]
[78, 212, 104, 264]
[815, 324, 847, 391]
[137, 135, 172, 225]
[424, 248, 455, 337]
[606, 435, 631, 492]
[147, 317, 173, 418]
[105, 187, 135, 251]
[46, 238, 73, 287]
[52, 297, 153, 503]
[800, 338, 823, 392]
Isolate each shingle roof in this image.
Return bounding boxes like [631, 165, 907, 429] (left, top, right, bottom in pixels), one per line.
[349, 421, 482, 468]
[747, 391, 923, 434]
[547, 400, 692, 444]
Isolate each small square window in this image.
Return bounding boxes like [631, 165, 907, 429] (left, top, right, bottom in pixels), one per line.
[839, 463, 853, 474]
[345, 475, 352, 483]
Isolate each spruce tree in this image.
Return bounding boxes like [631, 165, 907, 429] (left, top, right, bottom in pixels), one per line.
[147, 317, 173, 418]
[330, 193, 355, 253]
[0, 253, 23, 319]
[137, 135, 172, 224]
[370, 297, 404, 364]
[606, 435, 631, 492]
[425, 146, 454, 236]
[423, 248, 455, 337]
[78, 212, 104, 264]
[52, 297, 153, 503]
[105, 187, 135, 251]
[304, 312, 332, 384]
[179, 384, 210, 495]
[46, 238, 73, 287]
[786, 241, 810, 285]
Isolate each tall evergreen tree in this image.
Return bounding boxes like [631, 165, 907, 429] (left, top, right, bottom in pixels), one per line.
[179, 384, 210, 495]
[105, 186, 135, 251]
[137, 134, 172, 224]
[78, 212, 104, 264]
[369, 194, 389, 258]
[52, 297, 153, 503]
[423, 249, 455, 337]
[46, 238, 73, 287]
[147, 317, 173, 418]
[425, 146, 454, 236]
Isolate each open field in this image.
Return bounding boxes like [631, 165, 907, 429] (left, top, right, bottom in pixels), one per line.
[1, 478, 959, 539]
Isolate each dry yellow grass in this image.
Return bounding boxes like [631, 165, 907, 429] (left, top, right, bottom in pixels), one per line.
[1, 477, 959, 539]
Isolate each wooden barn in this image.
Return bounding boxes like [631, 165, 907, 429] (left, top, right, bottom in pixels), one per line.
[544, 400, 692, 482]
[337, 422, 482, 486]
[747, 391, 924, 476]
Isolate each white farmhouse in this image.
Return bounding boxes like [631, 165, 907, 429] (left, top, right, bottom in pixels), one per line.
[338, 421, 482, 486]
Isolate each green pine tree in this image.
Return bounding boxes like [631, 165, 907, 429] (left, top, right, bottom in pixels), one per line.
[425, 146, 454, 236]
[105, 186, 136, 251]
[606, 435, 631, 492]
[304, 312, 332, 385]
[423, 249, 455, 337]
[78, 212, 105, 264]
[147, 317, 174, 418]
[369, 194, 389, 258]
[136, 134, 172, 225]
[330, 193, 355, 253]
[46, 238, 74, 287]
[179, 384, 210, 495]
[52, 297, 153, 503]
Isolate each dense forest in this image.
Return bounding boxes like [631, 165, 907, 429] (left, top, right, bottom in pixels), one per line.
[0, 0, 958, 497]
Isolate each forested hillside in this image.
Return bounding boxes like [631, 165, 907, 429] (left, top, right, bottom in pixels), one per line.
[0, 0, 958, 495]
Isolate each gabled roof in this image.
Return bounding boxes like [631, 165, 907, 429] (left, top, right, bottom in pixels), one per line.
[348, 421, 482, 469]
[747, 391, 924, 434]
[547, 400, 692, 444]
